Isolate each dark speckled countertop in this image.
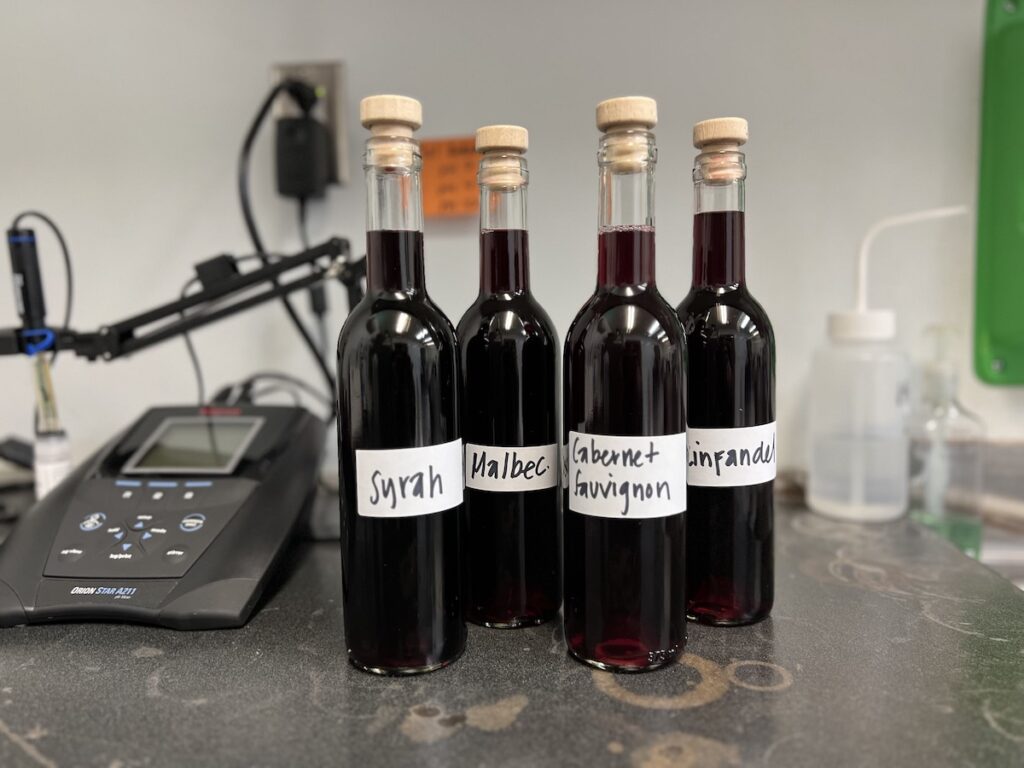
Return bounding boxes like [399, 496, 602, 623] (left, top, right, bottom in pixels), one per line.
[0, 506, 1023, 767]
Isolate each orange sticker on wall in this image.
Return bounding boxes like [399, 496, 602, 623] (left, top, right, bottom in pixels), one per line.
[421, 137, 479, 219]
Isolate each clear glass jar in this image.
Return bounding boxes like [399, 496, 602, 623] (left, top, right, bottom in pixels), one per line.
[908, 326, 985, 557]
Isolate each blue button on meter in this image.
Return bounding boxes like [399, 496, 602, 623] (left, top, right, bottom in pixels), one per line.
[180, 514, 206, 533]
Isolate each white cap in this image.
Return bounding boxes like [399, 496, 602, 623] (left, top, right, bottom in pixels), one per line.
[827, 309, 896, 341]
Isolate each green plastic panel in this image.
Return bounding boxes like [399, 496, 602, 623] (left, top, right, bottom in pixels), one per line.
[976, 0, 1024, 384]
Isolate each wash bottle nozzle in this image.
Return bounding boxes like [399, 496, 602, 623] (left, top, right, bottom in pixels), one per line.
[827, 206, 969, 341]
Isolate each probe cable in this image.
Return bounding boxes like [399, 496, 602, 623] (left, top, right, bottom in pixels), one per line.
[297, 196, 331, 360]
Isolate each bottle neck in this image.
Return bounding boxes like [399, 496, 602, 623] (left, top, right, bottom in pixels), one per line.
[479, 153, 529, 295]
[365, 231, 424, 294]
[480, 230, 529, 295]
[692, 148, 746, 289]
[364, 133, 425, 293]
[597, 128, 656, 288]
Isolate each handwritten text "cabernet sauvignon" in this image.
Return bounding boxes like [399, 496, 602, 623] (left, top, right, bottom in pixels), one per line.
[572, 435, 671, 516]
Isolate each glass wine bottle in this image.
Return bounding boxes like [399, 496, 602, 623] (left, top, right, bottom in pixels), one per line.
[457, 125, 561, 628]
[677, 117, 775, 626]
[563, 97, 688, 672]
[336, 95, 466, 674]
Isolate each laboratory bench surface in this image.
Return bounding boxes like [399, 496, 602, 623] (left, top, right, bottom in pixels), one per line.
[0, 507, 1023, 768]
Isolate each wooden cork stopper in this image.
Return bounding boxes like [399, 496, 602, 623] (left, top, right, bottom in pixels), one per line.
[596, 96, 657, 131]
[693, 117, 748, 149]
[361, 94, 421, 167]
[476, 125, 528, 153]
[360, 94, 422, 135]
[478, 128, 527, 188]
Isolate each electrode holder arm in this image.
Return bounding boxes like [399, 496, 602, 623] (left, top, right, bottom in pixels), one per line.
[0, 237, 363, 362]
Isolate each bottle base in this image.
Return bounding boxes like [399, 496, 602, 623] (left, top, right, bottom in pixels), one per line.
[808, 494, 905, 523]
[348, 648, 464, 677]
[469, 613, 557, 630]
[566, 645, 682, 674]
[687, 609, 771, 627]
[910, 508, 982, 559]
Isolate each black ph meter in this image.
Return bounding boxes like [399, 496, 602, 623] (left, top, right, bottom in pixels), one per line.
[0, 404, 324, 629]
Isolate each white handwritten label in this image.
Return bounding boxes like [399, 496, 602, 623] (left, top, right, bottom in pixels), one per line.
[687, 422, 777, 487]
[568, 431, 687, 519]
[465, 443, 558, 492]
[356, 439, 464, 518]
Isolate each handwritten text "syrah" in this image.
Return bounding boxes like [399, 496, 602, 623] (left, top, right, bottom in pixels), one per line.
[369, 467, 444, 510]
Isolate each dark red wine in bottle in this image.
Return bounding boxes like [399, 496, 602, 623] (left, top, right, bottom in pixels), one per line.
[678, 118, 775, 626]
[563, 98, 687, 672]
[457, 125, 560, 628]
[337, 96, 465, 674]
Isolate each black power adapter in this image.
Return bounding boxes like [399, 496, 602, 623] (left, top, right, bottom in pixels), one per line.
[275, 115, 333, 200]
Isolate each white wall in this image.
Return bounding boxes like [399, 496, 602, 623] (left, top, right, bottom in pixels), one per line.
[2, 0, 1020, 468]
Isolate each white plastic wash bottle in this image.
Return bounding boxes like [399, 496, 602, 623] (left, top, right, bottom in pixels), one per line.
[807, 206, 967, 522]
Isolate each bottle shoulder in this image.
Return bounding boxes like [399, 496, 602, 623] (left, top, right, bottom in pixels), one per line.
[678, 287, 775, 347]
[909, 399, 986, 438]
[339, 293, 457, 352]
[910, 411, 986, 441]
[567, 288, 684, 348]
[457, 294, 558, 347]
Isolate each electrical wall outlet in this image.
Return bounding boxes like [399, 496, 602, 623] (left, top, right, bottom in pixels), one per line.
[272, 61, 348, 186]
